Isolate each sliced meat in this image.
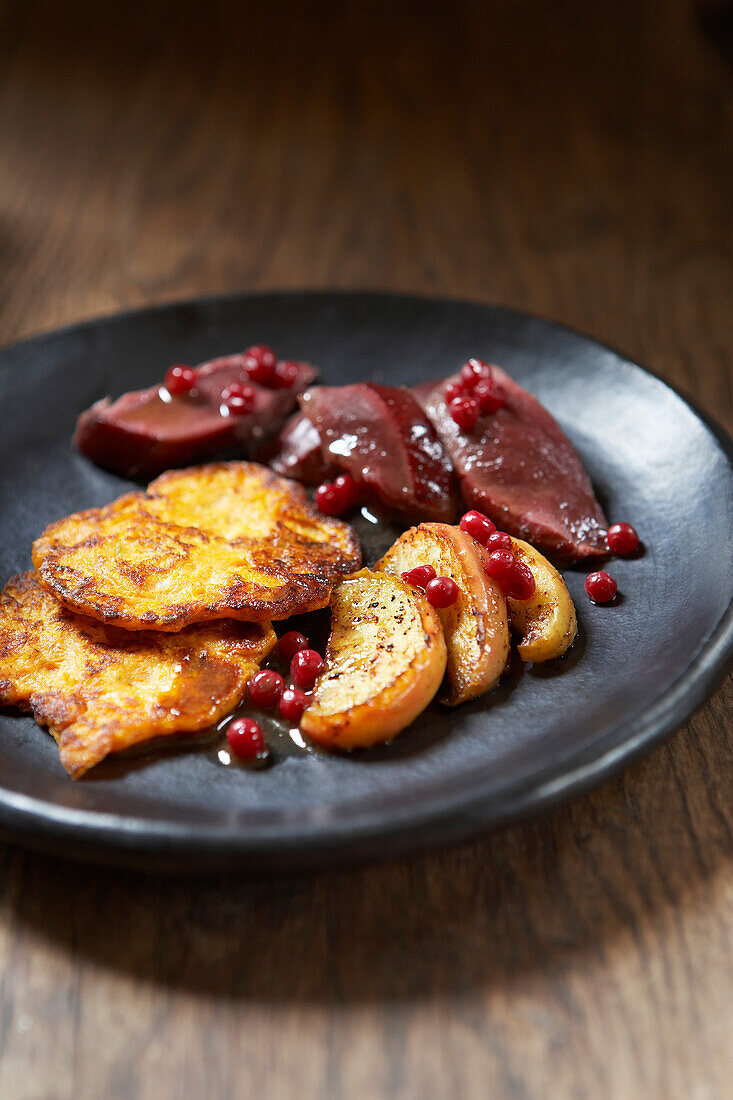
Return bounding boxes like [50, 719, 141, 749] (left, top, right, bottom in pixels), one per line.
[297, 383, 458, 523]
[269, 411, 338, 484]
[74, 353, 316, 480]
[415, 368, 607, 559]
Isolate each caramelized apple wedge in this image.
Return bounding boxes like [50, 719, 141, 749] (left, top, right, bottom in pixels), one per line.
[301, 569, 447, 750]
[377, 523, 510, 705]
[508, 538, 578, 662]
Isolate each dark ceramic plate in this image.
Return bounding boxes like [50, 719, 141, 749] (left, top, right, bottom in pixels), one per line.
[1, 292, 732, 872]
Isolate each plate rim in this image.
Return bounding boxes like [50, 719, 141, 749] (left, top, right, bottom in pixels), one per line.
[0, 289, 731, 871]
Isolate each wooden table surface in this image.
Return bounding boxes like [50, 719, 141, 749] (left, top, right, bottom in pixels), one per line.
[0, 2, 731, 1097]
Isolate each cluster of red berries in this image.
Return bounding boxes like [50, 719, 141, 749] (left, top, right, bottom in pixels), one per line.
[446, 359, 506, 431]
[225, 630, 324, 760]
[314, 474, 361, 517]
[582, 522, 640, 603]
[458, 510, 536, 600]
[458, 509, 641, 604]
[163, 345, 299, 419]
[220, 381, 255, 415]
[240, 345, 300, 390]
[400, 565, 460, 608]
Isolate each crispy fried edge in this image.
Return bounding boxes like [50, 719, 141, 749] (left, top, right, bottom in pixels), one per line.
[32, 462, 362, 628]
[0, 571, 277, 777]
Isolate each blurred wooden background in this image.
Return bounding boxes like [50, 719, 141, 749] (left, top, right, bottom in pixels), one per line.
[0, 1, 731, 1097]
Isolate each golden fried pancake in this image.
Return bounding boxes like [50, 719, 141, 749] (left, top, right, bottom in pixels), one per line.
[32, 462, 361, 629]
[0, 572, 275, 778]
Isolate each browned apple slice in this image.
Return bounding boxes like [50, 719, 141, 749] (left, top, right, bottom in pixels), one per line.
[300, 569, 447, 750]
[508, 538, 578, 662]
[377, 523, 510, 705]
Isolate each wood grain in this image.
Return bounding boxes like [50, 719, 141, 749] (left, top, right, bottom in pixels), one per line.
[0, 1, 731, 1097]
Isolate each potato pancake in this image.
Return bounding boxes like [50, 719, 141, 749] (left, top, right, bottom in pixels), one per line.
[0, 572, 275, 778]
[32, 462, 361, 629]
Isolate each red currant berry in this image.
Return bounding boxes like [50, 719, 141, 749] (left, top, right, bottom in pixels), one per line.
[425, 575, 459, 608]
[313, 482, 340, 515]
[485, 548, 517, 592]
[164, 364, 197, 395]
[226, 717, 265, 759]
[607, 522, 639, 555]
[459, 509, 496, 545]
[473, 377, 505, 414]
[585, 571, 617, 603]
[273, 360, 299, 389]
[279, 687, 309, 724]
[505, 560, 536, 601]
[244, 344, 276, 369]
[222, 381, 256, 415]
[444, 379, 467, 405]
[248, 669, 285, 709]
[313, 475, 359, 516]
[291, 649, 324, 690]
[449, 395, 480, 431]
[243, 345, 277, 387]
[333, 473, 360, 507]
[486, 531, 513, 552]
[460, 358, 492, 390]
[400, 564, 437, 590]
[278, 630, 309, 662]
